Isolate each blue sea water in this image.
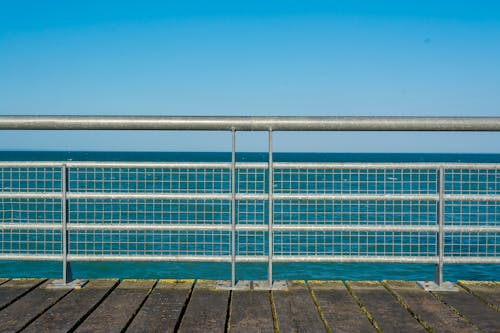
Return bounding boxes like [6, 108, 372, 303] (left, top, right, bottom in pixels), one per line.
[0, 151, 499, 282]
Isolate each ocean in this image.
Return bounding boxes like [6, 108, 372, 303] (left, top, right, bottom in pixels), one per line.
[0, 151, 499, 282]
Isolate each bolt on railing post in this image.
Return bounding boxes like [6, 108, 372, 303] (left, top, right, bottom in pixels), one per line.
[61, 164, 71, 284]
[231, 128, 236, 288]
[435, 166, 445, 286]
[268, 129, 274, 287]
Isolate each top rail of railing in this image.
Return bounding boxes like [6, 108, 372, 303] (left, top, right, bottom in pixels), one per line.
[1, 116, 500, 131]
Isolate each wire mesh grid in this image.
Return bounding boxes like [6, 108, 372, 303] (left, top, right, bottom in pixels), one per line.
[273, 231, 437, 257]
[236, 200, 267, 225]
[68, 230, 230, 257]
[0, 228, 61, 255]
[273, 168, 437, 194]
[445, 168, 500, 195]
[0, 167, 61, 192]
[444, 232, 498, 257]
[68, 167, 231, 193]
[0, 198, 61, 224]
[236, 231, 267, 256]
[237, 168, 266, 194]
[445, 200, 499, 226]
[0, 163, 497, 265]
[274, 200, 437, 226]
[68, 199, 230, 225]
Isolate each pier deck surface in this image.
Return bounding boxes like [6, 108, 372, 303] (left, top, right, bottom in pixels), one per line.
[0, 278, 497, 332]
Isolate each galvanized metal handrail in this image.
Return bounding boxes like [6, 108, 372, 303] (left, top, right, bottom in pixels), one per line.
[1, 115, 500, 131]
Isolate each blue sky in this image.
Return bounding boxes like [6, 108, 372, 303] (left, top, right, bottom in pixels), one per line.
[0, 1, 499, 152]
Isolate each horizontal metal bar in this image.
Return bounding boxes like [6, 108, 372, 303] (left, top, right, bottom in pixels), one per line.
[1, 161, 497, 170]
[236, 225, 268, 232]
[0, 222, 267, 233]
[66, 161, 231, 169]
[444, 226, 500, 233]
[273, 225, 438, 232]
[0, 223, 60, 230]
[68, 224, 231, 231]
[273, 194, 439, 201]
[0, 192, 62, 199]
[272, 255, 439, 263]
[274, 162, 500, 169]
[236, 162, 269, 169]
[3, 222, 495, 232]
[444, 194, 500, 202]
[0, 162, 64, 168]
[235, 193, 269, 201]
[235, 256, 269, 263]
[67, 192, 232, 200]
[0, 254, 61, 261]
[1, 116, 500, 131]
[67, 255, 231, 262]
[3, 222, 496, 232]
[2, 254, 497, 264]
[443, 257, 500, 264]
[8, 192, 497, 203]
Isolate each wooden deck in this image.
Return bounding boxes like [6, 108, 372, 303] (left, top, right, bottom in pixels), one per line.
[0, 278, 498, 332]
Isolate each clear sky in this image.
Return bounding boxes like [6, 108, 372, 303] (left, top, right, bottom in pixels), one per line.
[0, 1, 499, 152]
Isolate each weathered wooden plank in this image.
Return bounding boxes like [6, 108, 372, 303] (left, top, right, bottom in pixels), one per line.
[0, 279, 8, 286]
[347, 281, 426, 333]
[126, 280, 193, 333]
[433, 287, 500, 333]
[458, 281, 500, 311]
[384, 281, 479, 333]
[0, 280, 71, 332]
[74, 279, 156, 333]
[0, 278, 45, 311]
[23, 279, 119, 333]
[309, 281, 375, 332]
[229, 290, 274, 333]
[178, 280, 229, 333]
[272, 281, 326, 333]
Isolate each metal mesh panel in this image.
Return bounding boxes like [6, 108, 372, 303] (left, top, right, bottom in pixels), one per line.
[237, 168, 266, 194]
[0, 167, 61, 192]
[69, 230, 230, 256]
[445, 168, 500, 195]
[445, 201, 499, 226]
[236, 200, 267, 225]
[0, 198, 61, 224]
[274, 168, 437, 194]
[0, 161, 497, 271]
[0, 229, 61, 255]
[274, 231, 436, 257]
[69, 167, 230, 193]
[274, 200, 436, 226]
[444, 232, 498, 257]
[236, 231, 267, 256]
[69, 199, 230, 225]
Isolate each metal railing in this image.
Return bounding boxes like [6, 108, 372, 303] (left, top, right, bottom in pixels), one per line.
[0, 116, 499, 289]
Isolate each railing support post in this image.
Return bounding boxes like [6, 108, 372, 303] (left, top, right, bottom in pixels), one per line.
[418, 166, 456, 291]
[61, 164, 70, 284]
[268, 129, 273, 287]
[231, 128, 236, 288]
[435, 166, 445, 286]
[47, 164, 87, 289]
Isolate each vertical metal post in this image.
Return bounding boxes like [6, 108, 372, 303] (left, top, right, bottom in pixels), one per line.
[231, 128, 236, 288]
[61, 164, 71, 284]
[268, 129, 273, 287]
[435, 166, 444, 286]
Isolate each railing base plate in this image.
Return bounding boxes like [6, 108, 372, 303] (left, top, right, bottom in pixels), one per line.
[417, 281, 458, 291]
[46, 279, 88, 289]
[216, 280, 288, 290]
